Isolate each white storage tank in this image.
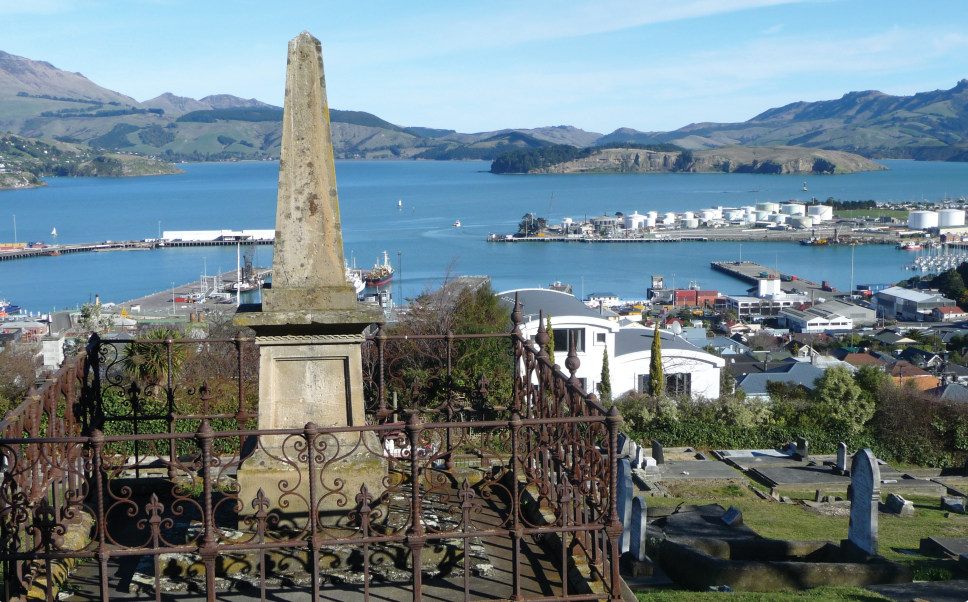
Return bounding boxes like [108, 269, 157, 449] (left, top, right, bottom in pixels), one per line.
[664, 212, 676, 222]
[781, 203, 806, 216]
[701, 209, 718, 221]
[939, 209, 966, 227]
[724, 209, 745, 221]
[645, 216, 656, 228]
[769, 214, 785, 223]
[647, 211, 658, 220]
[807, 205, 833, 221]
[791, 216, 812, 229]
[742, 206, 756, 214]
[809, 215, 823, 226]
[682, 218, 699, 229]
[562, 217, 573, 225]
[756, 202, 779, 213]
[908, 210, 939, 230]
[683, 211, 695, 220]
[624, 212, 646, 230]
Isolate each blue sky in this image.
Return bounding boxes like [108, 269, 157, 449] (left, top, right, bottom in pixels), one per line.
[2, 0, 966, 134]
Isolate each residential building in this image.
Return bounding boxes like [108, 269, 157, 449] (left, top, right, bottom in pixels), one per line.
[875, 287, 955, 321]
[888, 361, 940, 390]
[840, 353, 886, 369]
[501, 288, 724, 399]
[897, 347, 942, 370]
[933, 306, 968, 322]
[736, 362, 825, 400]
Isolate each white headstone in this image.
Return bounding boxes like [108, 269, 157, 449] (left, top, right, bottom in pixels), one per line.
[634, 446, 644, 470]
[836, 442, 847, 473]
[644, 456, 657, 467]
[847, 449, 880, 555]
[630, 496, 649, 561]
[616, 458, 633, 553]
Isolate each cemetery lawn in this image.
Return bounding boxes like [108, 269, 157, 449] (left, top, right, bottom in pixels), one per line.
[634, 586, 891, 601]
[647, 489, 968, 579]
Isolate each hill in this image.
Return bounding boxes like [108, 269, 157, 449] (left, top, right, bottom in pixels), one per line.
[491, 144, 886, 175]
[598, 80, 968, 160]
[3, 49, 968, 164]
[0, 133, 181, 190]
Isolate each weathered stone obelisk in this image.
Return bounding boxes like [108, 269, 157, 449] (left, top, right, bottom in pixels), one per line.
[236, 31, 385, 523]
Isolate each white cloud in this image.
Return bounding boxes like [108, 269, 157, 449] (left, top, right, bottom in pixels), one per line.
[761, 24, 784, 34]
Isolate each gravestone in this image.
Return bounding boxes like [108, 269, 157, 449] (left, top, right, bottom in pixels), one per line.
[652, 440, 664, 465]
[235, 31, 385, 522]
[964, 456, 968, 478]
[634, 446, 644, 470]
[834, 442, 848, 475]
[617, 459, 633, 553]
[847, 449, 880, 555]
[721, 506, 743, 527]
[885, 493, 914, 517]
[794, 437, 809, 461]
[629, 496, 649, 561]
[942, 497, 966, 515]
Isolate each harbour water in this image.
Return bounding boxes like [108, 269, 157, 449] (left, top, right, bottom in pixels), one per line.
[2, 159, 967, 313]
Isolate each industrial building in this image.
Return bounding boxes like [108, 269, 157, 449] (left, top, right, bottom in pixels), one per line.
[874, 287, 955, 321]
[779, 307, 853, 333]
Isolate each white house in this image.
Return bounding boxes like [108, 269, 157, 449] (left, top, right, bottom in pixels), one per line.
[500, 288, 725, 399]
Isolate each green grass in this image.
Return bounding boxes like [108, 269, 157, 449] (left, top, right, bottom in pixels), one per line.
[635, 586, 891, 601]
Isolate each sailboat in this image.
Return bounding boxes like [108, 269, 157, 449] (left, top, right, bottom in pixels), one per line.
[802, 182, 808, 192]
[51, 228, 57, 237]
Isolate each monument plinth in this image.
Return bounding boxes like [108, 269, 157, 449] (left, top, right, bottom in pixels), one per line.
[236, 31, 385, 525]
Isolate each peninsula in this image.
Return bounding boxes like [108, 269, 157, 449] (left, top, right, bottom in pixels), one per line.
[490, 145, 887, 175]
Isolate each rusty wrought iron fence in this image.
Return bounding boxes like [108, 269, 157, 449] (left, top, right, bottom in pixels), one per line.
[0, 296, 622, 602]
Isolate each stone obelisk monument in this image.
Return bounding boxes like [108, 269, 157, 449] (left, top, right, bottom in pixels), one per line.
[236, 31, 385, 522]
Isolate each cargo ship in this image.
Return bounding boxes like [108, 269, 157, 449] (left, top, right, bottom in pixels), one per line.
[364, 251, 394, 287]
[0, 300, 21, 316]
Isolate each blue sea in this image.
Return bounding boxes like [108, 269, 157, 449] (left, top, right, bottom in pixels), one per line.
[2, 159, 968, 313]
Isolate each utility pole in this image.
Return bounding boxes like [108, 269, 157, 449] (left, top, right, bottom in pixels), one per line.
[158, 221, 161, 239]
[12, 214, 15, 244]
[398, 251, 402, 305]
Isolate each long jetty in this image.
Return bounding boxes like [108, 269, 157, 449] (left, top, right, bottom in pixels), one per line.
[0, 238, 273, 262]
[489, 235, 710, 243]
[711, 261, 829, 294]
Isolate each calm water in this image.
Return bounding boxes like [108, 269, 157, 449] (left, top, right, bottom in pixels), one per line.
[2, 159, 967, 313]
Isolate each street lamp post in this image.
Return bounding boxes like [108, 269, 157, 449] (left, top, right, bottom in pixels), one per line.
[171, 282, 175, 316]
[12, 215, 16, 244]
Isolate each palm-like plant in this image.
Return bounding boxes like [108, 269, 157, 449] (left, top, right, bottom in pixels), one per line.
[121, 328, 187, 390]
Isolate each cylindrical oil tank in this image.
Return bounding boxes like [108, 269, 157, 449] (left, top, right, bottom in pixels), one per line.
[683, 211, 694, 220]
[755, 211, 769, 221]
[647, 211, 658, 220]
[724, 209, 745, 221]
[809, 215, 822, 226]
[625, 213, 646, 230]
[664, 212, 676, 222]
[701, 209, 717, 221]
[781, 203, 806, 216]
[756, 202, 779, 213]
[562, 217, 573, 225]
[769, 214, 785, 223]
[742, 206, 756, 214]
[791, 216, 812, 229]
[939, 209, 966, 227]
[682, 218, 699, 229]
[645, 217, 656, 228]
[807, 205, 833, 221]
[908, 211, 939, 230]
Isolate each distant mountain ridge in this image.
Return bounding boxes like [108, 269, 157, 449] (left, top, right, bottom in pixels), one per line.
[2, 48, 968, 163]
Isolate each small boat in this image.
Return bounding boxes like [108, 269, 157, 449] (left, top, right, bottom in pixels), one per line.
[364, 251, 394, 287]
[345, 261, 365, 295]
[897, 243, 923, 250]
[51, 228, 57, 237]
[398, 200, 402, 209]
[45, 251, 61, 256]
[453, 220, 461, 227]
[0, 299, 21, 315]
[802, 182, 807, 192]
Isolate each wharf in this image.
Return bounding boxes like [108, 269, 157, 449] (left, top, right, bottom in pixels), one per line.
[711, 261, 831, 295]
[488, 225, 910, 245]
[107, 268, 271, 317]
[490, 235, 709, 243]
[0, 238, 274, 262]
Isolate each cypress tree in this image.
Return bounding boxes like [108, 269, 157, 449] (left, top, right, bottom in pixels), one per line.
[648, 322, 664, 397]
[544, 313, 555, 365]
[600, 348, 612, 404]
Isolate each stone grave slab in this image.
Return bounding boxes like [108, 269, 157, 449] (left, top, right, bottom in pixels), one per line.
[847, 449, 880, 556]
[919, 536, 968, 558]
[659, 504, 760, 541]
[650, 459, 748, 483]
[868, 580, 968, 602]
[616, 458, 633, 553]
[629, 496, 649, 562]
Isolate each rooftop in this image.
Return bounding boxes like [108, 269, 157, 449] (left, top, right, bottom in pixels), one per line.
[878, 286, 949, 303]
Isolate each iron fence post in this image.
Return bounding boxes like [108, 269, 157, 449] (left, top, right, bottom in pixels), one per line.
[196, 421, 218, 600]
[605, 405, 623, 602]
[509, 411, 524, 602]
[405, 413, 426, 602]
